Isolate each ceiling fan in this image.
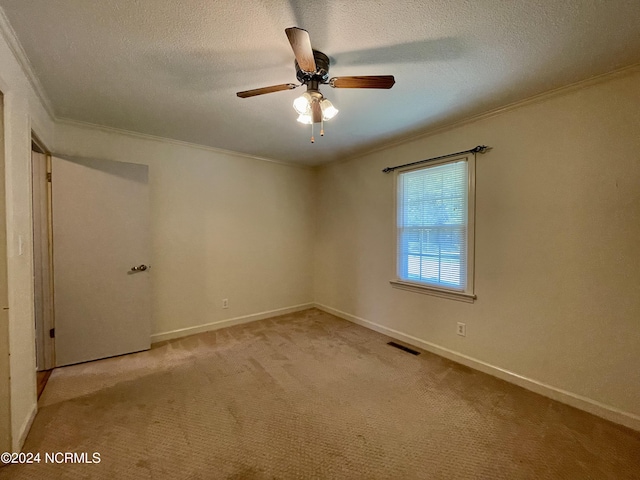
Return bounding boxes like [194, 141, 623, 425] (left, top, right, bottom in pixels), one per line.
[236, 27, 395, 142]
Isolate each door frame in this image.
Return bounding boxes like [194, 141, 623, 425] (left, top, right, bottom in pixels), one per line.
[31, 134, 55, 370]
[0, 90, 12, 454]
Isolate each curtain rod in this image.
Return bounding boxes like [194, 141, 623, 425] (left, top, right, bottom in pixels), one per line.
[382, 145, 490, 173]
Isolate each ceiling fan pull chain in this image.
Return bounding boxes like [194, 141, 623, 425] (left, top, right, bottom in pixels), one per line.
[320, 118, 325, 137]
[311, 123, 315, 143]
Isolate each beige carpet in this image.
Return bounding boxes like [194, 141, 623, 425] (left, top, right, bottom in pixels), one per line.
[1, 308, 639, 479]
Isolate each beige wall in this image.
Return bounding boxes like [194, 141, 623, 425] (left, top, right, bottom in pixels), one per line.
[0, 18, 56, 450]
[54, 122, 315, 339]
[315, 68, 640, 426]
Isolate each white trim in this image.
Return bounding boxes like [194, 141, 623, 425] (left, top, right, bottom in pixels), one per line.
[314, 303, 640, 432]
[54, 62, 640, 170]
[0, 7, 56, 122]
[337, 63, 640, 166]
[389, 280, 476, 303]
[150, 303, 314, 343]
[13, 401, 36, 452]
[56, 118, 312, 170]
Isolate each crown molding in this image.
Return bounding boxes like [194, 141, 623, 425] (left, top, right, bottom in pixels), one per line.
[338, 62, 640, 165]
[0, 6, 56, 122]
[57, 62, 640, 170]
[55, 117, 312, 169]
[0, 6, 303, 168]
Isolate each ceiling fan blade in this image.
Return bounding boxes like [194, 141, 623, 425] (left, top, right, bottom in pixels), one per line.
[329, 75, 396, 89]
[236, 84, 297, 98]
[285, 27, 317, 73]
[311, 100, 322, 123]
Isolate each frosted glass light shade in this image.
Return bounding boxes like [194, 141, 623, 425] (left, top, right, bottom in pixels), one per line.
[293, 93, 312, 114]
[320, 99, 339, 120]
[296, 113, 313, 124]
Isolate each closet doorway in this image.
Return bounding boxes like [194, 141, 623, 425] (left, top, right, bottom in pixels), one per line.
[31, 137, 55, 384]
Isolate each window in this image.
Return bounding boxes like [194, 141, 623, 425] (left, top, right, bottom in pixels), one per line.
[393, 155, 475, 301]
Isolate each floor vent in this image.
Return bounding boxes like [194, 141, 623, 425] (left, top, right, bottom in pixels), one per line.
[387, 341, 420, 355]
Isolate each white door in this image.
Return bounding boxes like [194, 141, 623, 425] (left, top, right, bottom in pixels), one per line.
[52, 156, 151, 366]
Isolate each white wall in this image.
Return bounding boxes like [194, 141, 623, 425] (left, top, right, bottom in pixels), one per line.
[0, 13, 55, 450]
[315, 68, 640, 429]
[54, 122, 315, 340]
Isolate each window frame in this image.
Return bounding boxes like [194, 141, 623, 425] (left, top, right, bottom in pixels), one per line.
[390, 153, 476, 303]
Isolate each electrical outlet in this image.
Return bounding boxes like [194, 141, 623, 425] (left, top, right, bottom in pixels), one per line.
[456, 322, 466, 337]
[222, 298, 229, 309]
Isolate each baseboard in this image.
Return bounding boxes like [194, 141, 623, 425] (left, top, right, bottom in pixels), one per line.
[14, 402, 37, 452]
[315, 303, 640, 432]
[151, 303, 315, 343]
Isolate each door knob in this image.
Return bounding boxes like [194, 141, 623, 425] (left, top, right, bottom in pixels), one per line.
[130, 264, 149, 272]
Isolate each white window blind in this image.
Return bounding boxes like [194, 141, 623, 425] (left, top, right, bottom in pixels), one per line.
[397, 159, 469, 291]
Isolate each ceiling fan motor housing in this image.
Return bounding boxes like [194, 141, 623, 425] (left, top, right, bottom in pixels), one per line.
[295, 50, 330, 85]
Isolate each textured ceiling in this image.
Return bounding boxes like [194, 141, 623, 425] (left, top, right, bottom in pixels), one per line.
[1, 0, 640, 165]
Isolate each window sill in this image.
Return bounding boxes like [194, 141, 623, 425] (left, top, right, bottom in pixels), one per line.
[389, 280, 476, 303]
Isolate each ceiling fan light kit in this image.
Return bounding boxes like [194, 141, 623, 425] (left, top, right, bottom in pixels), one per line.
[294, 92, 338, 121]
[237, 27, 395, 143]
